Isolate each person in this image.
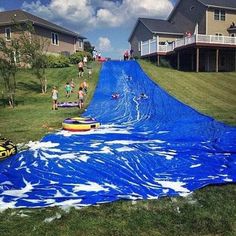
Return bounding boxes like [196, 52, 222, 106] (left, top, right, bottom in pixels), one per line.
[70, 79, 75, 93]
[98, 52, 101, 60]
[78, 61, 84, 77]
[80, 80, 88, 94]
[83, 55, 88, 66]
[137, 93, 148, 100]
[112, 93, 120, 99]
[129, 49, 134, 59]
[88, 68, 92, 79]
[78, 87, 84, 109]
[124, 50, 129, 60]
[65, 82, 72, 97]
[92, 49, 97, 61]
[51, 86, 58, 110]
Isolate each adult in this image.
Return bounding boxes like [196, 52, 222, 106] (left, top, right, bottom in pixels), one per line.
[129, 48, 134, 59]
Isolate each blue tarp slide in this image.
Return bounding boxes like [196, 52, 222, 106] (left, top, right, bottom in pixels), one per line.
[0, 61, 236, 209]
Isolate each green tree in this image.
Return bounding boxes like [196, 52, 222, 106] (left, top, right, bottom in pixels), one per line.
[84, 41, 94, 55]
[18, 22, 49, 93]
[0, 38, 20, 107]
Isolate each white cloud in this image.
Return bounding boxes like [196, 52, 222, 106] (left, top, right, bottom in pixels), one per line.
[98, 37, 112, 52]
[0, 7, 5, 12]
[22, 0, 174, 31]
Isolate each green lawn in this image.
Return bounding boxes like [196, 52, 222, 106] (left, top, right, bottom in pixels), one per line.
[0, 60, 236, 236]
[0, 62, 101, 143]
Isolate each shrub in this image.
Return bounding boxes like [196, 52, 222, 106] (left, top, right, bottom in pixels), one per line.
[46, 54, 70, 68]
[69, 51, 92, 64]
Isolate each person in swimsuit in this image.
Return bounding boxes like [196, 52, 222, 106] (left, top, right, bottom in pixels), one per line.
[51, 86, 58, 110]
[78, 87, 84, 109]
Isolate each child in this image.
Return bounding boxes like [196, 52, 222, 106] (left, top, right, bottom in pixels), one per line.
[80, 80, 88, 94]
[78, 87, 84, 109]
[70, 79, 75, 93]
[65, 82, 71, 98]
[112, 93, 120, 99]
[88, 68, 92, 79]
[51, 86, 58, 110]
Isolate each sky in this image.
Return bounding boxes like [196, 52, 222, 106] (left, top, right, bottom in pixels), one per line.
[0, 0, 177, 59]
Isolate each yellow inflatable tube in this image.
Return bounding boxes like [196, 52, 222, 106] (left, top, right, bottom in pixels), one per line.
[62, 117, 100, 131]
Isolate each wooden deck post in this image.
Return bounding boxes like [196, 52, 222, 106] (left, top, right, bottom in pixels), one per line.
[191, 53, 194, 71]
[157, 54, 160, 66]
[235, 49, 236, 71]
[196, 48, 199, 72]
[177, 52, 180, 70]
[216, 49, 219, 72]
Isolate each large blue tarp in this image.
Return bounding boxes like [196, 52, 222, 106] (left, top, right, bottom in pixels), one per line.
[0, 60, 236, 209]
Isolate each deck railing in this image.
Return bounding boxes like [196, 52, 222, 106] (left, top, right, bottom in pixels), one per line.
[141, 34, 236, 56]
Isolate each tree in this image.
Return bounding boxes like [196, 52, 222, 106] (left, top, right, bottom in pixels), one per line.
[84, 41, 94, 55]
[18, 22, 49, 93]
[0, 38, 20, 108]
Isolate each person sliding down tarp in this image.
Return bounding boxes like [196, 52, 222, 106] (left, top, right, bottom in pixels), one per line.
[0, 60, 235, 209]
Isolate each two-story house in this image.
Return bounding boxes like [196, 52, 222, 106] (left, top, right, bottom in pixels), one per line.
[0, 9, 86, 55]
[128, 0, 236, 72]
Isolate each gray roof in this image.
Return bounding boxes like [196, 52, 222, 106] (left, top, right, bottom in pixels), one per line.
[198, 0, 236, 9]
[139, 18, 183, 35]
[0, 9, 86, 39]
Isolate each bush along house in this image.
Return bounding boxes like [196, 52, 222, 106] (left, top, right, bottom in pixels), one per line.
[0, 9, 86, 56]
[129, 0, 236, 72]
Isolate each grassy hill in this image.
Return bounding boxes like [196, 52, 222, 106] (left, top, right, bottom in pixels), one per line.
[0, 62, 101, 143]
[0, 60, 236, 236]
[140, 60, 236, 126]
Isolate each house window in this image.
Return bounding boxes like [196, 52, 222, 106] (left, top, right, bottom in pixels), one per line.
[215, 33, 223, 36]
[5, 27, 11, 40]
[214, 9, 225, 21]
[51, 32, 59, 45]
[77, 39, 83, 48]
[230, 33, 235, 37]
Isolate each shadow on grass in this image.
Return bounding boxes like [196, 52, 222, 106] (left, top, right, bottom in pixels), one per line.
[17, 81, 41, 92]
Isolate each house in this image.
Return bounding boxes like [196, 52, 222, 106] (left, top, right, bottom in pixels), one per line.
[0, 9, 86, 55]
[129, 0, 236, 72]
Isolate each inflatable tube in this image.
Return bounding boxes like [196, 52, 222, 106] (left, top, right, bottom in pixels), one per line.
[0, 138, 17, 160]
[62, 117, 100, 131]
[57, 101, 78, 108]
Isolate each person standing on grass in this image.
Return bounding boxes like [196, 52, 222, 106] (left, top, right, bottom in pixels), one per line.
[78, 87, 84, 109]
[65, 82, 72, 98]
[51, 86, 58, 110]
[78, 61, 84, 77]
[80, 80, 88, 94]
[83, 55, 88, 66]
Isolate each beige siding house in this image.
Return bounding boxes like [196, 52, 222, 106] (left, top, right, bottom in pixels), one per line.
[129, 0, 236, 72]
[0, 9, 86, 55]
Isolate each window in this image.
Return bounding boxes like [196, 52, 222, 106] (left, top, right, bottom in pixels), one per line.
[77, 39, 82, 48]
[5, 27, 11, 40]
[214, 9, 225, 21]
[51, 32, 59, 45]
[215, 33, 223, 36]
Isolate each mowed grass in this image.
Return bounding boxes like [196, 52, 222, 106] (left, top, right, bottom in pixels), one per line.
[0, 60, 236, 236]
[0, 62, 101, 143]
[140, 60, 236, 126]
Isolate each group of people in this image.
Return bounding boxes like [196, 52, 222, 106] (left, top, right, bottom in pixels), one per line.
[51, 61, 91, 110]
[123, 49, 134, 60]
